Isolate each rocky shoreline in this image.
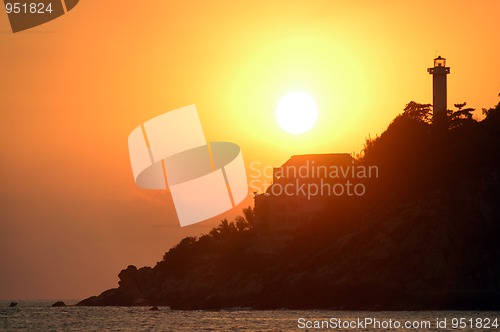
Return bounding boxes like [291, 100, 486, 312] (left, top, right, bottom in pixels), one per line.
[77, 175, 500, 310]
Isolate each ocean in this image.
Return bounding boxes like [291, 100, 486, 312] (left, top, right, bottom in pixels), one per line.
[1, 301, 499, 331]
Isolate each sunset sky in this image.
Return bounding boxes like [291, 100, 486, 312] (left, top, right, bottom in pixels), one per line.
[1, 0, 499, 300]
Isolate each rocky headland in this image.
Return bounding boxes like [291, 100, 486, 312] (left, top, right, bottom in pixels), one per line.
[78, 101, 500, 310]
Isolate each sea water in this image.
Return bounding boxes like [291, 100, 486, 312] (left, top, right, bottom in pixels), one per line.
[1, 301, 499, 331]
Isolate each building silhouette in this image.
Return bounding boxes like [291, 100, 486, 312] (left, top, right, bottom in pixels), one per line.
[254, 153, 353, 250]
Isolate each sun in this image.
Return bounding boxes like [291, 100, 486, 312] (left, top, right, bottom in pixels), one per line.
[276, 91, 318, 134]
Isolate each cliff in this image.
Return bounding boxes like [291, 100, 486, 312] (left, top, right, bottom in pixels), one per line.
[78, 101, 500, 309]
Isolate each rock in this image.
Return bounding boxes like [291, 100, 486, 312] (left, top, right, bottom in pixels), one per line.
[77, 295, 100, 306]
[8, 302, 17, 307]
[132, 298, 149, 306]
[149, 306, 159, 311]
[51, 301, 66, 307]
[118, 265, 138, 286]
[203, 294, 222, 310]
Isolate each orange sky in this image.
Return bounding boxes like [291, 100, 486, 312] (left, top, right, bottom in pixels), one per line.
[1, 0, 499, 300]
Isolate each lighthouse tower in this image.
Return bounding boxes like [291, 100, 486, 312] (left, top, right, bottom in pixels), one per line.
[427, 56, 450, 126]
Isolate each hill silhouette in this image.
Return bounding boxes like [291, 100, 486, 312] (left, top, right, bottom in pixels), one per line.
[78, 100, 500, 310]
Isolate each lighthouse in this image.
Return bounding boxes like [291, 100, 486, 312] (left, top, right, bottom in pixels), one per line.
[427, 56, 450, 126]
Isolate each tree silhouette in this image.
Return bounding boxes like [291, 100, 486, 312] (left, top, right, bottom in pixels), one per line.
[449, 102, 475, 129]
[402, 101, 432, 123]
